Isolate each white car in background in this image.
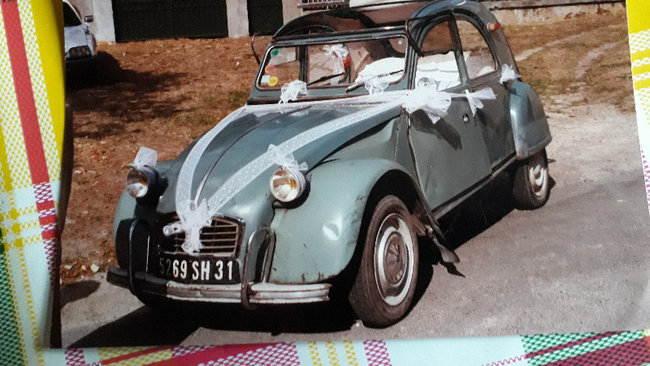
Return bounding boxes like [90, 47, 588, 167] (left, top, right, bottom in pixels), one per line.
[63, 0, 96, 64]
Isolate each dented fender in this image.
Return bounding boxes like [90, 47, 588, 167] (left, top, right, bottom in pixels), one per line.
[269, 158, 409, 283]
[509, 81, 552, 158]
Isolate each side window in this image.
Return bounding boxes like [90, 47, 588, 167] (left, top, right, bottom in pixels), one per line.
[417, 20, 461, 90]
[456, 19, 497, 79]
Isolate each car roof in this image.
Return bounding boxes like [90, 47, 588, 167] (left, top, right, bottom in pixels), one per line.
[275, 0, 483, 38]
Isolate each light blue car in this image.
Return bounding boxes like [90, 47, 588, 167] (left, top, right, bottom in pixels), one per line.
[107, 0, 551, 327]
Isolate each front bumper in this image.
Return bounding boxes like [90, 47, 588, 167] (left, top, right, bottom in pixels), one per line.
[107, 267, 331, 306]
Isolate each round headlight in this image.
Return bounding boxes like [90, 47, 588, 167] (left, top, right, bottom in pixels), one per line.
[269, 167, 306, 203]
[126, 167, 151, 198]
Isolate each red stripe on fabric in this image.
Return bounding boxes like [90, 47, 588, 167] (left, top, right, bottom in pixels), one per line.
[525, 332, 623, 359]
[1, 1, 50, 186]
[543, 338, 650, 366]
[101, 347, 170, 365]
[36, 200, 55, 212]
[148, 343, 277, 366]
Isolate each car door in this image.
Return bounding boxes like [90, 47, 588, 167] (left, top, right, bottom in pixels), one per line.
[455, 15, 515, 170]
[407, 16, 492, 210]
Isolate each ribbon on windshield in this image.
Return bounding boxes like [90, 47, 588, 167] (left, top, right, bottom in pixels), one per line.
[323, 44, 349, 73]
[279, 80, 307, 104]
[161, 84, 495, 255]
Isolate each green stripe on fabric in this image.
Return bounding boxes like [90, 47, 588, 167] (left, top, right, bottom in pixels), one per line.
[0, 245, 26, 366]
[524, 332, 646, 366]
[523, 333, 598, 353]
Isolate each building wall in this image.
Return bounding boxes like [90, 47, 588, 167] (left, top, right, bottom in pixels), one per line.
[80, 0, 625, 43]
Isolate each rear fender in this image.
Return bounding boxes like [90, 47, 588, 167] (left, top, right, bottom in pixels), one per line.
[269, 159, 411, 283]
[509, 81, 552, 159]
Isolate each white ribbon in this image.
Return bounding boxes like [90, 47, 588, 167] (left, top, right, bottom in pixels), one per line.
[162, 199, 212, 254]
[323, 44, 349, 72]
[460, 88, 496, 116]
[365, 75, 391, 95]
[168, 85, 495, 254]
[401, 86, 452, 123]
[499, 64, 520, 85]
[279, 80, 307, 104]
[129, 146, 157, 169]
[267, 144, 308, 171]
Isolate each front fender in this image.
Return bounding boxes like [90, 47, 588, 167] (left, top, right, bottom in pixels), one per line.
[269, 158, 410, 284]
[509, 81, 552, 158]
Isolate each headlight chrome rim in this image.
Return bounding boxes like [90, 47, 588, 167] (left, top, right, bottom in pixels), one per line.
[125, 166, 156, 199]
[269, 167, 306, 203]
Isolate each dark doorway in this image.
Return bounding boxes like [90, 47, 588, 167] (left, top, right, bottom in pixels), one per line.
[112, 0, 228, 42]
[248, 0, 284, 35]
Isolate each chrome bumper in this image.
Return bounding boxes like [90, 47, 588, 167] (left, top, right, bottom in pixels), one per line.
[107, 267, 331, 305]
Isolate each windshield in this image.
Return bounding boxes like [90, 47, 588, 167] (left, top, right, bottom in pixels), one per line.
[257, 35, 408, 95]
[63, 2, 82, 27]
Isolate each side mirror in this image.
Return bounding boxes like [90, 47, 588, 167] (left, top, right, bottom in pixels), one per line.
[84, 15, 94, 23]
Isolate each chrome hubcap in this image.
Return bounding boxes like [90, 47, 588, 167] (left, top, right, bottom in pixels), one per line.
[374, 213, 415, 306]
[528, 153, 548, 198]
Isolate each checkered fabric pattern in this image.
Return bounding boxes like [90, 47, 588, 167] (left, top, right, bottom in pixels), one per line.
[0, 248, 24, 366]
[200, 343, 300, 366]
[523, 331, 650, 366]
[64, 349, 86, 366]
[363, 340, 392, 366]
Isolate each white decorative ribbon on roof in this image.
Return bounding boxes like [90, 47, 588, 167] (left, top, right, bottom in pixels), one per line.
[267, 144, 308, 171]
[165, 84, 495, 255]
[279, 80, 307, 104]
[499, 64, 520, 85]
[129, 146, 157, 169]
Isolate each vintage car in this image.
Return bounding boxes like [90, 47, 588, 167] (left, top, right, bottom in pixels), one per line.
[107, 0, 551, 327]
[63, 0, 97, 64]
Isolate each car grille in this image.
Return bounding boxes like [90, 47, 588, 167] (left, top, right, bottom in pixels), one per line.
[157, 214, 243, 257]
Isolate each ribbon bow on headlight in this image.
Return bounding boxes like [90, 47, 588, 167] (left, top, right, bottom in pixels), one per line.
[125, 146, 158, 199]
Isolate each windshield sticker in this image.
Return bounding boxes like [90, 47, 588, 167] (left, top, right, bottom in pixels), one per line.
[261, 75, 271, 85]
[268, 76, 279, 87]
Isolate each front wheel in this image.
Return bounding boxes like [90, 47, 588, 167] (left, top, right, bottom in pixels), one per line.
[512, 149, 550, 209]
[349, 195, 419, 328]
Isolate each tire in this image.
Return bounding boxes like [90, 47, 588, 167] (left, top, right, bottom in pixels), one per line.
[512, 149, 550, 210]
[349, 195, 419, 328]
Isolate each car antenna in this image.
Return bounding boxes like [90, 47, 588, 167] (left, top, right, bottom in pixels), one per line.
[251, 33, 261, 65]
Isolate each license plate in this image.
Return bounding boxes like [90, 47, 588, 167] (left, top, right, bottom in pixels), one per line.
[158, 254, 240, 284]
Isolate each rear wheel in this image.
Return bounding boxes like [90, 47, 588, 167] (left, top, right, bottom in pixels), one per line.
[349, 195, 418, 328]
[512, 149, 550, 209]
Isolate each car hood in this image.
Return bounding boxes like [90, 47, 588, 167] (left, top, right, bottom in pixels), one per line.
[157, 102, 401, 214]
[64, 24, 90, 51]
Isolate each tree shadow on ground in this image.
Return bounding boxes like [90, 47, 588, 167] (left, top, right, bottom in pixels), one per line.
[66, 51, 186, 138]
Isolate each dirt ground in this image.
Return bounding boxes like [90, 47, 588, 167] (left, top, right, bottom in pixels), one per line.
[61, 10, 632, 284]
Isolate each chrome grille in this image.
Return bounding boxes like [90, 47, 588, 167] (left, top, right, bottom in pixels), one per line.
[158, 214, 243, 256]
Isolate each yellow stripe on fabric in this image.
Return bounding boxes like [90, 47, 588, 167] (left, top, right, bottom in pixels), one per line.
[18, 247, 45, 365]
[98, 347, 150, 361]
[308, 341, 323, 366]
[634, 78, 650, 91]
[17, 0, 63, 184]
[343, 341, 359, 366]
[630, 49, 650, 63]
[627, 0, 650, 34]
[0, 12, 31, 191]
[109, 349, 174, 366]
[326, 341, 341, 366]
[633, 63, 650, 77]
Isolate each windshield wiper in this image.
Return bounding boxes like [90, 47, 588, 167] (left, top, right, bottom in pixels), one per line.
[345, 69, 404, 93]
[307, 72, 345, 86]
